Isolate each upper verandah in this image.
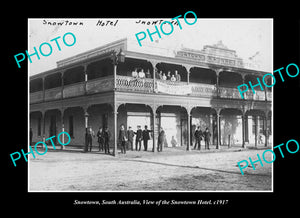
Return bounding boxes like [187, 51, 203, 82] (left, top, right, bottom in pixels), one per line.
[30, 38, 268, 81]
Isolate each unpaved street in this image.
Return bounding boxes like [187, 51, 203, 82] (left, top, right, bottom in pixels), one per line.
[29, 147, 272, 191]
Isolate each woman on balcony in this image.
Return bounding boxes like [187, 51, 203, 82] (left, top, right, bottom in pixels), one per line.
[132, 68, 138, 78]
[167, 71, 171, 80]
[158, 71, 163, 79]
[162, 73, 167, 80]
[145, 69, 151, 78]
[170, 74, 176, 82]
[138, 69, 145, 78]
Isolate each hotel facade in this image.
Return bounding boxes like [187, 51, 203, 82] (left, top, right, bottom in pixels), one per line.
[29, 38, 272, 155]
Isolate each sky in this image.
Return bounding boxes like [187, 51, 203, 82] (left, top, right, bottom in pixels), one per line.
[28, 18, 273, 76]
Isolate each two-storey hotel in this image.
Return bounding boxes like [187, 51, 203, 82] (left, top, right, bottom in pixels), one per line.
[29, 38, 272, 155]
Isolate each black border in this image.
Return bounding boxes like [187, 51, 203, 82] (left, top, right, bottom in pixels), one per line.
[5, 6, 300, 212]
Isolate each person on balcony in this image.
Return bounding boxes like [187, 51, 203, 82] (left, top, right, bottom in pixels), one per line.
[145, 69, 151, 78]
[162, 73, 167, 80]
[155, 70, 160, 80]
[138, 69, 145, 78]
[132, 68, 138, 78]
[170, 74, 176, 82]
[175, 70, 181, 82]
[158, 71, 163, 79]
[167, 71, 171, 80]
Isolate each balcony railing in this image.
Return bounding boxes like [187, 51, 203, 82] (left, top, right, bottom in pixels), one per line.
[115, 75, 154, 93]
[30, 75, 272, 103]
[63, 82, 85, 98]
[30, 91, 43, 103]
[87, 75, 114, 94]
[44, 87, 61, 101]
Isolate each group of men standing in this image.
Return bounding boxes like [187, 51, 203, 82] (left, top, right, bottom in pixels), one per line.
[85, 126, 111, 153]
[85, 124, 212, 154]
[118, 125, 153, 154]
[194, 126, 211, 150]
[84, 124, 158, 154]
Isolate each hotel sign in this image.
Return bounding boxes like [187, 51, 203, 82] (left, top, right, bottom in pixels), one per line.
[155, 81, 192, 95]
[176, 50, 244, 68]
[176, 41, 244, 68]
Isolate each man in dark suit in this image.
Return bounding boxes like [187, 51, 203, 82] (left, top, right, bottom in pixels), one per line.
[142, 125, 152, 151]
[118, 124, 128, 154]
[87, 126, 94, 152]
[127, 126, 134, 151]
[204, 127, 211, 150]
[134, 125, 143, 151]
[157, 127, 165, 152]
[103, 127, 111, 154]
[194, 126, 203, 150]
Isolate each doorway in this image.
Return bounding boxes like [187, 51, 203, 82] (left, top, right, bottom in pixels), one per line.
[127, 112, 153, 150]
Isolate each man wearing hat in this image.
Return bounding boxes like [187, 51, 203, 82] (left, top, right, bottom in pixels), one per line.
[87, 126, 95, 152]
[134, 125, 143, 151]
[142, 125, 152, 151]
[127, 126, 134, 151]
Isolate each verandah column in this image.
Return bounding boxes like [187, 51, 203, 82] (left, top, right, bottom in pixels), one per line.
[83, 106, 89, 152]
[149, 60, 158, 92]
[150, 104, 158, 152]
[184, 65, 192, 84]
[60, 108, 65, 150]
[264, 110, 269, 147]
[241, 104, 246, 148]
[185, 106, 192, 151]
[210, 68, 222, 97]
[41, 110, 46, 149]
[254, 115, 259, 148]
[215, 108, 221, 149]
[113, 103, 118, 156]
[242, 113, 246, 148]
[83, 64, 88, 94]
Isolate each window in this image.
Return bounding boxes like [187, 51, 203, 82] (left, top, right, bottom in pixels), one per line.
[252, 116, 264, 135]
[259, 117, 264, 134]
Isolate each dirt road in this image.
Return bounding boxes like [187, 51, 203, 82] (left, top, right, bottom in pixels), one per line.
[29, 147, 272, 191]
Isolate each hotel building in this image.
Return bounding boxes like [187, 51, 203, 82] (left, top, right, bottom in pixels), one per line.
[29, 38, 272, 155]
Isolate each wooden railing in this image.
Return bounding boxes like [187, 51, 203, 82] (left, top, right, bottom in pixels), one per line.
[63, 82, 85, 98]
[44, 87, 61, 101]
[86, 75, 114, 94]
[30, 91, 43, 103]
[115, 75, 154, 93]
[30, 75, 272, 103]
